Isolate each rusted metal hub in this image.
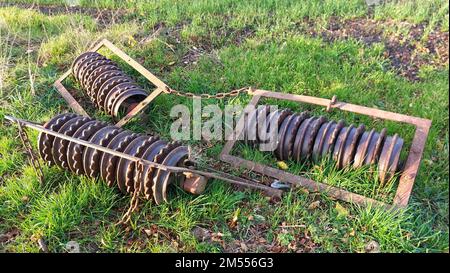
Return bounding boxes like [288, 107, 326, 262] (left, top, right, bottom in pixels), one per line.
[243, 107, 404, 184]
[37, 113, 201, 204]
[71, 52, 148, 118]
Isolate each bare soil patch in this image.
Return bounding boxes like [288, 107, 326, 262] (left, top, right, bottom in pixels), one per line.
[0, 2, 128, 26]
[302, 17, 449, 81]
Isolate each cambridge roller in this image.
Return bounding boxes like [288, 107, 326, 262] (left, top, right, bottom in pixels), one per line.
[71, 52, 148, 118]
[243, 107, 404, 184]
[37, 113, 189, 204]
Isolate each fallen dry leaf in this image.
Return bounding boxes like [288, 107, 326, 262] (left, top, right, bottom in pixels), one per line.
[277, 161, 289, 170]
[308, 200, 320, 210]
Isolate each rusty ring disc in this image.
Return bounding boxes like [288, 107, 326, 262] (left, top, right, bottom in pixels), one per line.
[51, 116, 92, 169]
[254, 105, 270, 145]
[67, 120, 108, 175]
[362, 131, 381, 166]
[85, 65, 121, 96]
[111, 89, 148, 118]
[82, 126, 122, 177]
[274, 114, 295, 159]
[353, 129, 376, 168]
[371, 128, 387, 165]
[77, 55, 107, 83]
[151, 142, 182, 204]
[129, 136, 160, 193]
[72, 52, 100, 78]
[282, 112, 309, 160]
[312, 120, 335, 162]
[259, 109, 280, 144]
[99, 131, 135, 186]
[301, 116, 327, 160]
[90, 70, 127, 104]
[104, 82, 141, 114]
[153, 145, 189, 204]
[263, 108, 292, 146]
[332, 124, 354, 169]
[105, 132, 139, 191]
[38, 113, 77, 165]
[133, 136, 161, 193]
[378, 134, 403, 184]
[292, 116, 316, 162]
[96, 75, 134, 110]
[140, 140, 168, 198]
[115, 135, 151, 193]
[81, 59, 116, 90]
[74, 53, 103, 82]
[321, 120, 345, 159]
[341, 124, 365, 168]
[67, 120, 100, 174]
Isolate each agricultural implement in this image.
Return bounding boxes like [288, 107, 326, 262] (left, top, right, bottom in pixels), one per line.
[5, 39, 431, 212]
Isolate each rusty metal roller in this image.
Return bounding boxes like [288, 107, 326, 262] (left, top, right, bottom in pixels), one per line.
[71, 52, 148, 118]
[37, 113, 190, 204]
[243, 107, 404, 184]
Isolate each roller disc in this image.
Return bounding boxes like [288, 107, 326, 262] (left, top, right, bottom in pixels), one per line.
[90, 70, 126, 104]
[72, 52, 101, 79]
[274, 113, 295, 159]
[67, 120, 108, 175]
[341, 124, 365, 168]
[104, 83, 141, 114]
[99, 131, 137, 187]
[139, 139, 167, 198]
[96, 75, 134, 110]
[82, 126, 123, 177]
[51, 116, 92, 170]
[111, 89, 148, 118]
[77, 55, 107, 83]
[312, 120, 335, 162]
[115, 135, 153, 193]
[300, 116, 327, 160]
[151, 142, 183, 204]
[80, 59, 116, 90]
[292, 116, 316, 162]
[332, 125, 354, 169]
[38, 113, 77, 165]
[378, 134, 403, 184]
[85, 64, 121, 97]
[153, 146, 189, 204]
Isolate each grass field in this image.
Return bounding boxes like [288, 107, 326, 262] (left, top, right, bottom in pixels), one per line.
[0, 0, 448, 253]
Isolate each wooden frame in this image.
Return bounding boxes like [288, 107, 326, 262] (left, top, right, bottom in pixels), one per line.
[53, 39, 167, 127]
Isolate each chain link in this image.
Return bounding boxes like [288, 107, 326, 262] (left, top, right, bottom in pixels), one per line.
[17, 122, 44, 184]
[163, 86, 250, 99]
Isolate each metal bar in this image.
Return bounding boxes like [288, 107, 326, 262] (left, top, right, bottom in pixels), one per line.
[220, 94, 261, 157]
[115, 86, 164, 127]
[250, 89, 430, 126]
[393, 121, 431, 207]
[53, 81, 90, 117]
[101, 39, 168, 89]
[87, 39, 106, 52]
[221, 154, 391, 209]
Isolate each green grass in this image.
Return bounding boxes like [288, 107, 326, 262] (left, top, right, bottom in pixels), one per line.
[0, 0, 448, 253]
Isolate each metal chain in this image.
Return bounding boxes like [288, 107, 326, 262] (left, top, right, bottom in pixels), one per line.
[17, 122, 44, 184]
[163, 86, 250, 99]
[117, 160, 145, 226]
